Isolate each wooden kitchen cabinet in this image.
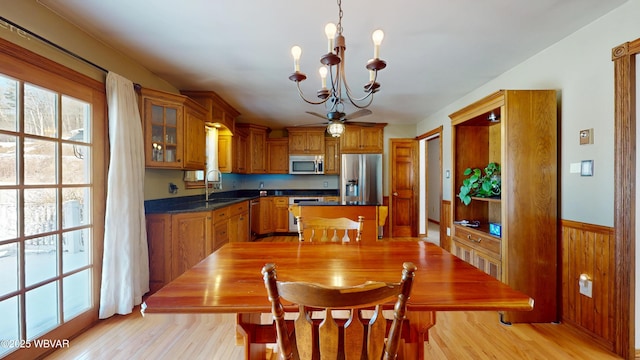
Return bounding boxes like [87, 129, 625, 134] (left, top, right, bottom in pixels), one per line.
[170, 211, 212, 280]
[324, 137, 340, 174]
[232, 127, 248, 173]
[267, 138, 289, 174]
[273, 197, 290, 232]
[228, 201, 250, 242]
[139, 87, 207, 170]
[339, 124, 385, 154]
[258, 197, 274, 234]
[212, 206, 230, 251]
[237, 123, 269, 174]
[180, 90, 240, 133]
[145, 214, 172, 294]
[287, 127, 325, 154]
[450, 89, 557, 323]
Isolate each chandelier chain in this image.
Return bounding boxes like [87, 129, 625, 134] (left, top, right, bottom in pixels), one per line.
[337, 0, 343, 35]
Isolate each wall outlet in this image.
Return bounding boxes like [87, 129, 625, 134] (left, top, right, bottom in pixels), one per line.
[323, 181, 328, 188]
[579, 277, 593, 298]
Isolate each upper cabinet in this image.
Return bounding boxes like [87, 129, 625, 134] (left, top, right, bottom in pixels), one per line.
[267, 138, 289, 174]
[449, 89, 557, 324]
[324, 137, 340, 175]
[236, 123, 269, 174]
[287, 128, 326, 154]
[140, 88, 207, 170]
[340, 124, 385, 153]
[180, 90, 240, 132]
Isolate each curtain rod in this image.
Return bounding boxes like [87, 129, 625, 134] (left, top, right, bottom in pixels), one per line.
[1, 16, 109, 73]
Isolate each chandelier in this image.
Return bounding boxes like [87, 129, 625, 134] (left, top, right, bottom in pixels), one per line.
[288, 0, 386, 137]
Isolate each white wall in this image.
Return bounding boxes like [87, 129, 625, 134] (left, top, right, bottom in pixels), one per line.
[417, 0, 640, 227]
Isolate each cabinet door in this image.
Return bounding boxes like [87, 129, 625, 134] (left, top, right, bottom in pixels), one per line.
[218, 134, 232, 173]
[146, 214, 172, 294]
[249, 128, 267, 173]
[267, 138, 289, 174]
[288, 131, 307, 153]
[305, 131, 325, 153]
[259, 197, 274, 234]
[324, 138, 340, 174]
[339, 127, 361, 153]
[234, 211, 249, 242]
[358, 127, 384, 153]
[475, 252, 501, 279]
[143, 97, 184, 168]
[182, 101, 207, 170]
[274, 197, 290, 232]
[233, 130, 247, 173]
[170, 212, 211, 279]
[451, 239, 473, 264]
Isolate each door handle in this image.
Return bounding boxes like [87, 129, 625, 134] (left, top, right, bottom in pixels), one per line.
[393, 192, 398, 196]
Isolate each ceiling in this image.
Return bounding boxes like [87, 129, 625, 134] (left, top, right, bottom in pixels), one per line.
[39, 0, 627, 130]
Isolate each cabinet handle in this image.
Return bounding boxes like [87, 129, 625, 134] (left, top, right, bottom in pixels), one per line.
[467, 234, 482, 243]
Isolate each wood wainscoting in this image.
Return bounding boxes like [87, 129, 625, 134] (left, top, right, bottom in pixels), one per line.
[561, 219, 615, 351]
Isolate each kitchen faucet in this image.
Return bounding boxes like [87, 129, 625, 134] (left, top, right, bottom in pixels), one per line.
[204, 169, 222, 201]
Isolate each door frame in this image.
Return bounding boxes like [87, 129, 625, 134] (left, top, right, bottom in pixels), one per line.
[417, 126, 443, 238]
[612, 37, 639, 359]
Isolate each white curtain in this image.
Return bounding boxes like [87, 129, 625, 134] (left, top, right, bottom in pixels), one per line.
[99, 72, 149, 319]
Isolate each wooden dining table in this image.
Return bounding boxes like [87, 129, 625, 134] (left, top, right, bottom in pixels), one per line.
[142, 241, 533, 360]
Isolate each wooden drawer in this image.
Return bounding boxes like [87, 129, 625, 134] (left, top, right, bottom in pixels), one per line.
[229, 200, 249, 216]
[213, 206, 230, 223]
[453, 225, 501, 259]
[273, 197, 288, 206]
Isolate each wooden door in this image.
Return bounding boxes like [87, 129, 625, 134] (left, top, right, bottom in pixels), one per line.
[324, 138, 340, 174]
[390, 139, 418, 237]
[267, 138, 289, 173]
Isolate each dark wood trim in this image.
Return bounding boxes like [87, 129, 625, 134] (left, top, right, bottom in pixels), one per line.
[612, 37, 639, 359]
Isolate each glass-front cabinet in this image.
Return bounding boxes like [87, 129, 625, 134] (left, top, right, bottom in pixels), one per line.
[140, 88, 206, 170]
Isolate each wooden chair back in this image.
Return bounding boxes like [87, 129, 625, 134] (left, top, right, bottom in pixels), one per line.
[296, 215, 365, 243]
[262, 261, 417, 360]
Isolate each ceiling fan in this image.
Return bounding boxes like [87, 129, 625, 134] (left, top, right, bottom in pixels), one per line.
[302, 108, 376, 128]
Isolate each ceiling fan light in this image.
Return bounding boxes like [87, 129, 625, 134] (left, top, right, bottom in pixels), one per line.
[327, 121, 345, 137]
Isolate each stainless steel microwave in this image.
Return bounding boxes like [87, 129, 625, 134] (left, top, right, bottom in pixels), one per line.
[289, 155, 324, 175]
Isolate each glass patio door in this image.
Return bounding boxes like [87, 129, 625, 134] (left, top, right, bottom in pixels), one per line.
[0, 51, 105, 358]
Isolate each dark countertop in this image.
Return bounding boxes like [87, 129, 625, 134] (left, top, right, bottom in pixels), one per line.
[296, 201, 381, 206]
[145, 189, 340, 214]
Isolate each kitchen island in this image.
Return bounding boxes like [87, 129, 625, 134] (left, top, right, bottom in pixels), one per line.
[290, 202, 388, 243]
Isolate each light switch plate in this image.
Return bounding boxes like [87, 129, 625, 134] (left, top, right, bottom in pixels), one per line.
[579, 279, 593, 298]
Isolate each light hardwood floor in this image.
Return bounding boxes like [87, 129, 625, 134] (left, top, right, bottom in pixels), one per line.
[44, 236, 622, 360]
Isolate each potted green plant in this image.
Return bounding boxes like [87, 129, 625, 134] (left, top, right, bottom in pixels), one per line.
[457, 162, 501, 205]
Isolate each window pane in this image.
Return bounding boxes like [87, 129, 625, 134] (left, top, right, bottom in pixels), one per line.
[24, 138, 57, 185]
[24, 83, 57, 138]
[0, 75, 18, 132]
[63, 229, 89, 272]
[0, 242, 18, 296]
[62, 143, 90, 184]
[0, 189, 17, 241]
[25, 235, 58, 287]
[0, 296, 19, 358]
[24, 188, 58, 236]
[63, 270, 91, 321]
[26, 282, 59, 339]
[61, 96, 89, 142]
[0, 134, 18, 185]
[62, 187, 90, 229]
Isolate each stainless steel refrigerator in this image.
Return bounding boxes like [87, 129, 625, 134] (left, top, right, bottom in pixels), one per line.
[341, 154, 383, 205]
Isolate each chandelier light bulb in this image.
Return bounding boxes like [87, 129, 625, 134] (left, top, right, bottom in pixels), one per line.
[372, 29, 384, 59]
[291, 45, 302, 72]
[325, 23, 337, 53]
[319, 66, 328, 89]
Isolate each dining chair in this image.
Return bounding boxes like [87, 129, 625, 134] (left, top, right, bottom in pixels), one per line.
[296, 215, 364, 242]
[262, 261, 417, 360]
